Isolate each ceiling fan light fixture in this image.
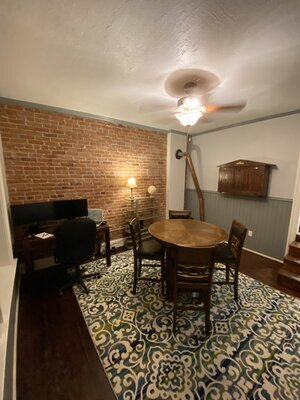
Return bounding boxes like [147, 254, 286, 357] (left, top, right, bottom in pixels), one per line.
[176, 96, 206, 126]
[176, 110, 203, 127]
[177, 96, 202, 111]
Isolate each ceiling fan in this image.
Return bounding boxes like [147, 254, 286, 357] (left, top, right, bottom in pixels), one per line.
[164, 69, 246, 127]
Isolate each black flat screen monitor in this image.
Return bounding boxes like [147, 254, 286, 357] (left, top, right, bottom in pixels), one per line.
[53, 199, 88, 220]
[10, 202, 55, 227]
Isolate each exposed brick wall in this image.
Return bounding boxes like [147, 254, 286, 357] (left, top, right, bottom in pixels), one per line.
[0, 104, 167, 239]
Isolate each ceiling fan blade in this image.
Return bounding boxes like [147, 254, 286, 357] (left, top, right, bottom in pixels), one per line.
[139, 94, 176, 114]
[155, 116, 177, 125]
[199, 114, 214, 124]
[205, 103, 246, 113]
[139, 102, 173, 113]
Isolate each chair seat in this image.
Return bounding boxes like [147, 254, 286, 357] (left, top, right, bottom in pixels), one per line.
[178, 266, 209, 283]
[178, 273, 209, 283]
[137, 238, 164, 259]
[215, 243, 235, 262]
[169, 209, 192, 219]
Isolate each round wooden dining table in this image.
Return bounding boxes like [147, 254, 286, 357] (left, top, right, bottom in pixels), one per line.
[148, 219, 227, 298]
[149, 219, 227, 248]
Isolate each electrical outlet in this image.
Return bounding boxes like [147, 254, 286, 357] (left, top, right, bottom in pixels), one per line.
[248, 230, 253, 237]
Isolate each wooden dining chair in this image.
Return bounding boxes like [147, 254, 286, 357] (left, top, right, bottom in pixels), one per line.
[172, 245, 216, 335]
[169, 210, 192, 219]
[129, 217, 165, 295]
[213, 220, 247, 300]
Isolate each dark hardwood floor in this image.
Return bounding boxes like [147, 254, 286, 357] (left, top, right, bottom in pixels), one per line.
[17, 249, 299, 400]
[240, 250, 299, 298]
[17, 262, 116, 400]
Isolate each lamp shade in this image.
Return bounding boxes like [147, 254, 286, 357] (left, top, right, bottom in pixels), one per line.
[127, 177, 137, 189]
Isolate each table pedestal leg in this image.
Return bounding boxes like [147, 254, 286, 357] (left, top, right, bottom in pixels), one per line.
[165, 247, 174, 300]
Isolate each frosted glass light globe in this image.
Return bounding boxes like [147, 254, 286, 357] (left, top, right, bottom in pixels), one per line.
[147, 185, 157, 196]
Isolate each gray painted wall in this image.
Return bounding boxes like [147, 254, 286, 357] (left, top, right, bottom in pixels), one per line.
[189, 114, 300, 199]
[184, 114, 300, 261]
[186, 189, 292, 261]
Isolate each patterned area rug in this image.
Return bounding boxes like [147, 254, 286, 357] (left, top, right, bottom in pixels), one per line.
[74, 251, 300, 400]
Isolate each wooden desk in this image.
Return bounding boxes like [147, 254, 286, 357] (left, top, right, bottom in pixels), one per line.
[22, 224, 111, 275]
[148, 219, 227, 298]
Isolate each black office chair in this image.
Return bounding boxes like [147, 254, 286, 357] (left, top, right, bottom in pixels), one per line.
[54, 218, 100, 295]
[169, 210, 192, 219]
[129, 217, 165, 295]
[213, 220, 247, 300]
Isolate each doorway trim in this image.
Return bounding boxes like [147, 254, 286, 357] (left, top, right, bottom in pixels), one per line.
[286, 151, 300, 252]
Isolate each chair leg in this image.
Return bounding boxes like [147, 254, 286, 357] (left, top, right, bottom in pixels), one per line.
[172, 287, 178, 334]
[203, 293, 211, 336]
[78, 280, 89, 295]
[172, 305, 177, 334]
[225, 264, 230, 283]
[138, 259, 142, 277]
[233, 267, 239, 301]
[166, 249, 175, 300]
[205, 318, 210, 336]
[132, 257, 139, 294]
[161, 260, 165, 296]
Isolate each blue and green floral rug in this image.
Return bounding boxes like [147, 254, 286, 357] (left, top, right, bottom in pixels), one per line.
[74, 251, 300, 400]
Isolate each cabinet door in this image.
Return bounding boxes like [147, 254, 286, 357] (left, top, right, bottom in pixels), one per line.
[218, 167, 235, 193]
[218, 161, 272, 197]
[235, 166, 266, 196]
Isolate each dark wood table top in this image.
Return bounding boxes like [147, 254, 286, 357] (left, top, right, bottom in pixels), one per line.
[149, 219, 227, 247]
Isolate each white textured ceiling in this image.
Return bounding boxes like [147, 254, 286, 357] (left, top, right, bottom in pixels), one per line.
[0, 0, 300, 133]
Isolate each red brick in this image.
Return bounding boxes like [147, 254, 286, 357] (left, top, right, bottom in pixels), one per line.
[1, 104, 167, 240]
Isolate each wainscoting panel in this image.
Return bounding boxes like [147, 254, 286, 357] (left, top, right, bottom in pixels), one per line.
[186, 189, 292, 260]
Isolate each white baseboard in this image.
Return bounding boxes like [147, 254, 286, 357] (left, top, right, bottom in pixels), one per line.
[110, 238, 125, 249]
[244, 246, 283, 264]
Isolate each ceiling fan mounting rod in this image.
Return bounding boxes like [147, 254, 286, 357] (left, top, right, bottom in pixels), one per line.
[175, 143, 204, 221]
[184, 81, 197, 93]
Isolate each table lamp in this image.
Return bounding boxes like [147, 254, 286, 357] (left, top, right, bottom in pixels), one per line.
[127, 177, 137, 199]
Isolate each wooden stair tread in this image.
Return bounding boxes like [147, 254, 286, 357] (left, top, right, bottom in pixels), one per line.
[278, 268, 300, 282]
[278, 234, 300, 291]
[290, 240, 300, 249]
[289, 241, 300, 258]
[277, 267, 300, 291]
[284, 254, 300, 265]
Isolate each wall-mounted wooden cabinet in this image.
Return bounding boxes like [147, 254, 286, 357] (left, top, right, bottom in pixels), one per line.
[217, 160, 275, 197]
